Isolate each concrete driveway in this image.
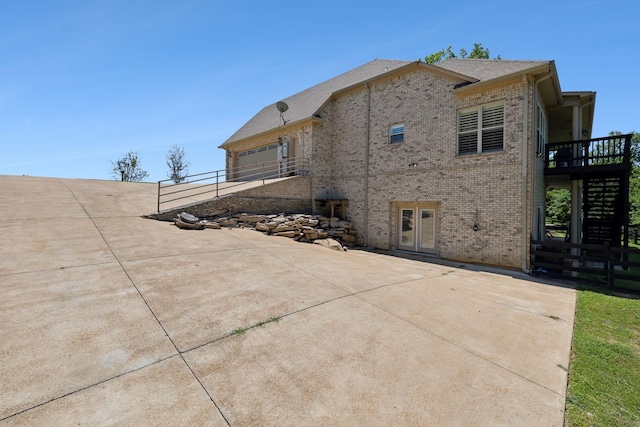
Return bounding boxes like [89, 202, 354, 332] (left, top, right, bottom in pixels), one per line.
[0, 175, 576, 426]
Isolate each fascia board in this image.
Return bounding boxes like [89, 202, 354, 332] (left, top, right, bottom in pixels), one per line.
[217, 117, 321, 150]
[452, 63, 554, 97]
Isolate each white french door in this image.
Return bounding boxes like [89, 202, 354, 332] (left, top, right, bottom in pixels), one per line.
[398, 206, 437, 253]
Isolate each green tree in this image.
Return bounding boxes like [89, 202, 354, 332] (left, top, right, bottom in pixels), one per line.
[546, 188, 571, 225]
[609, 130, 640, 164]
[166, 144, 190, 183]
[110, 151, 149, 182]
[424, 43, 501, 64]
[608, 131, 640, 228]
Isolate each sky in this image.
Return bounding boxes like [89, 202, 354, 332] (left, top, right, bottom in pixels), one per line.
[1, 0, 639, 182]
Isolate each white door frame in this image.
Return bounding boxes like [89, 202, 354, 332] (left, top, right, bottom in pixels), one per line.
[397, 203, 438, 254]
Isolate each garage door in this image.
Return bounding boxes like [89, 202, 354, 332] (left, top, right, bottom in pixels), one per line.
[236, 144, 278, 180]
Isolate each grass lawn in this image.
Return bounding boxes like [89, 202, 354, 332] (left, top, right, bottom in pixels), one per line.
[565, 288, 640, 426]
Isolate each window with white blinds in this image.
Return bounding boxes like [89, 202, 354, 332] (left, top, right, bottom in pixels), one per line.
[457, 102, 504, 155]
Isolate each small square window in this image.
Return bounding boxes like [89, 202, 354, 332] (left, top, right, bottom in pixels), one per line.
[390, 124, 405, 144]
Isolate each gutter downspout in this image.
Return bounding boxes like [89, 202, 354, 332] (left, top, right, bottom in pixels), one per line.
[363, 83, 371, 247]
[522, 74, 530, 273]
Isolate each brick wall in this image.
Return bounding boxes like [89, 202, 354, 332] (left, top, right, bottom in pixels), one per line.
[311, 68, 528, 268]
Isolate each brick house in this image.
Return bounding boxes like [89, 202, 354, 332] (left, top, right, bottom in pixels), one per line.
[219, 58, 599, 270]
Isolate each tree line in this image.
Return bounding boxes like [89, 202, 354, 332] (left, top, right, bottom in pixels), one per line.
[110, 144, 190, 183]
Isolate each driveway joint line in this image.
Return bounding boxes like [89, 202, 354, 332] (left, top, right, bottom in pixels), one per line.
[181, 272, 432, 354]
[355, 296, 564, 398]
[0, 261, 117, 277]
[61, 182, 232, 426]
[0, 354, 179, 422]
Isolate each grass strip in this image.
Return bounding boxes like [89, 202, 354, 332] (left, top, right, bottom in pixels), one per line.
[565, 288, 640, 426]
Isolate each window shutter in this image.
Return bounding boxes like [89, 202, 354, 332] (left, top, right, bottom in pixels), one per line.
[458, 110, 478, 155]
[482, 104, 503, 128]
[458, 133, 478, 155]
[482, 129, 503, 152]
[481, 104, 503, 152]
[459, 110, 477, 133]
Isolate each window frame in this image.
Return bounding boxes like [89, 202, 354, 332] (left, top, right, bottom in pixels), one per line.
[536, 103, 547, 157]
[457, 101, 505, 156]
[389, 123, 405, 144]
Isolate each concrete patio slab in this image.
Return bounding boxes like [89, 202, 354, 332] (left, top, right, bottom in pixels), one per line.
[0, 175, 576, 426]
[3, 357, 227, 426]
[122, 249, 349, 351]
[0, 178, 88, 219]
[91, 217, 253, 262]
[358, 273, 574, 395]
[184, 296, 565, 426]
[0, 263, 176, 419]
[0, 218, 113, 274]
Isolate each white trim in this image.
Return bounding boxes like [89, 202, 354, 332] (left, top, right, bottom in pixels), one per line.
[457, 101, 505, 155]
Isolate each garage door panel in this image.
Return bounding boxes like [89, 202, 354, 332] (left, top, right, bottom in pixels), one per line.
[236, 145, 278, 180]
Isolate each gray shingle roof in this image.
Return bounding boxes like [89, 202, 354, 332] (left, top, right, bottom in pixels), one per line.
[220, 59, 411, 147]
[220, 58, 552, 148]
[436, 58, 550, 82]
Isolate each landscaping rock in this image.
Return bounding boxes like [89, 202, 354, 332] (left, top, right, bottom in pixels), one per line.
[341, 233, 356, 243]
[174, 218, 205, 230]
[219, 219, 238, 227]
[255, 223, 271, 232]
[314, 238, 346, 251]
[239, 214, 266, 223]
[173, 210, 357, 251]
[274, 231, 298, 238]
[179, 212, 200, 224]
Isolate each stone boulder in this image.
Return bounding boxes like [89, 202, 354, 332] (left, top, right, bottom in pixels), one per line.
[314, 238, 346, 251]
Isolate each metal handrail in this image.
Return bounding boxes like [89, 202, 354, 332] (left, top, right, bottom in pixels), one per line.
[157, 156, 310, 212]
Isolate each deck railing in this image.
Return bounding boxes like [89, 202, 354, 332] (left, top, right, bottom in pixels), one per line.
[157, 156, 310, 213]
[531, 239, 640, 291]
[545, 134, 632, 173]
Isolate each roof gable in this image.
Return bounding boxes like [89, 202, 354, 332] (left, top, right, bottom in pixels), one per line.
[220, 59, 411, 147]
[221, 58, 559, 148]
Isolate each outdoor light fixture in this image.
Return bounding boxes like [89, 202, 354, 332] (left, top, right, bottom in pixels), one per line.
[473, 208, 480, 231]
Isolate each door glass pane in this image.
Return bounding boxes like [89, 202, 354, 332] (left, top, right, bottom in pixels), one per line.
[401, 209, 414, 246]
[420, 209, 435, 248]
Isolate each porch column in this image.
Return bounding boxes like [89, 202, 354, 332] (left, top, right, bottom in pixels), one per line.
[570, 104, 582, 276]
[570, 104, 582, 246]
